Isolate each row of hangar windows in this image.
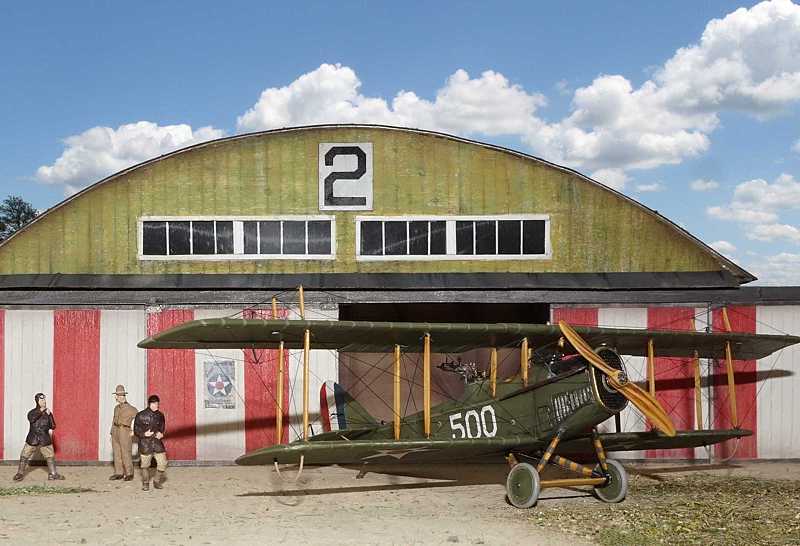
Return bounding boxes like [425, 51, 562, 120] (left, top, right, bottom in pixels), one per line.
[138, 215, 551, 261]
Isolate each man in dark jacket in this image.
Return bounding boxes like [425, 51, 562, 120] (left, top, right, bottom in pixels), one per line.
[133, 395, 167, 491]
[13, 393, 65, 481]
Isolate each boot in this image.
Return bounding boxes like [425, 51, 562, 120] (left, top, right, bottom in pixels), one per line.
[12, 457, 28, 481]
[141, 468, 150, 491]
[123, 474, 134, 481]
[153, 470, 166, 489]
[109, 474, 124, 480]
[46, 458, 65, 480]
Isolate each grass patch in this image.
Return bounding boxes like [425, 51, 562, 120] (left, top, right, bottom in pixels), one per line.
[0, 485, 94, 497]
[529, 474, 800, 545]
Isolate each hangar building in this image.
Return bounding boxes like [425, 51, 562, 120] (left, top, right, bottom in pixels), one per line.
[0, 125, 797, 463]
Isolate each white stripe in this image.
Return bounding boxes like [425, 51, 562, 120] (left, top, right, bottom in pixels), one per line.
[3, 311, 54, 460]
[288, 306, 339, 441]
[597, 307, 647, 459]
[756, 306, 800, 459]
[98, 310, 147, 462]
[194, 309, 245, 461]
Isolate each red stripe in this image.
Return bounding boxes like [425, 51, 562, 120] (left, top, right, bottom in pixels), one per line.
[53, 310, 101, 461]
[551, 307, 598, 327]
[244, 308, 289, 451]
[646, 307, 696, 459]
[712, 306, 757, 459]
[147, 309, 196, 460]
[0, 310, 4, 460]
[320, 386, 332, 433]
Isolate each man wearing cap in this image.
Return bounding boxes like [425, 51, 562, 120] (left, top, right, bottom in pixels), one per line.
[133, 395, 167, 491]
[109, 385, 138, 481]
[13, 393, 64, 481]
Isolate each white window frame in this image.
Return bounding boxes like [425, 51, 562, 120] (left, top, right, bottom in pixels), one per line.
[138, 215, 336, 261]
[354, 214, 551, 261]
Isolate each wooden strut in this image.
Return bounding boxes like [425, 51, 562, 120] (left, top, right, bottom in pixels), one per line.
[692, 350, 702, 431]
[550, 455, 595, 478]
[299, 286, 310, 441]
[540, 478, 607, 489]
[393, 344, 401, 441]
[591, 430, 609, 474]
[520, 337, 529, 387]
[536, 430, 563, 473]
[721, 307, 739, 429]
[647, 338, 656, 397]
[490, 347, 498, 398]
[423, 334, 431, 438]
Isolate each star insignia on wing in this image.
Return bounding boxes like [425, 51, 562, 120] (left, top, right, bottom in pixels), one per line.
[362, 447, 438, 460]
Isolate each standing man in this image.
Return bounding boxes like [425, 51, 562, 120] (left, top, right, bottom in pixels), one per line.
[109, 385, 138, 481]
[13, 393, 64, 481]
[133, 395, 167, 491]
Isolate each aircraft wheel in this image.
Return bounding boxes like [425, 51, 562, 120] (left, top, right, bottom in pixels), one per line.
[593, 459, 628, 503]
[505, 462, 541, 509]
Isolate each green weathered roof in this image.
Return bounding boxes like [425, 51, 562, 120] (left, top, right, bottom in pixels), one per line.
[138, 318, 800, 360]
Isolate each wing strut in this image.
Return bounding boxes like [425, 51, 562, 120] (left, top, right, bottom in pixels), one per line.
[272, 297, 285, 445]
[647, 338, 655, 397]
[300, 286, 311, 441]
[520, 337, 529, 387]
[393, 344, 401, 441]
[423, 333, 431, 438]
[490, 347, 498, 397]
[721, 307, 739, 428]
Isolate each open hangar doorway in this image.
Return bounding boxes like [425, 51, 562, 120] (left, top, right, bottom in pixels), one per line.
[336, 303, 550, 424]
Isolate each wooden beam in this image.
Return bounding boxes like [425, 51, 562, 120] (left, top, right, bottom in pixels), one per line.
[721, 306, 732, 332]
[520, 337, 529, 387]
[693, 350, 702, 431]
[647, 338, 656, 397]
[725, 341, 739, 428]
[298, 285, 305, 319]
[540, 477, 607, 489]
[276, 341, 285, 444]
[423, 334, 431, 438]
[303, 328, 310, 441]
[490, 347, 498, 398]
[271, 297, 278, 318]
[393, 344, 401, 441]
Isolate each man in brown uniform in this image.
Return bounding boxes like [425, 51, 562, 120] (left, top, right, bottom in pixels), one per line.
[109, 385, 138, 481]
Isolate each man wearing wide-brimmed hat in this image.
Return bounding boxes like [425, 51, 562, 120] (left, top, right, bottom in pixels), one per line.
[109, 385, 138, 481]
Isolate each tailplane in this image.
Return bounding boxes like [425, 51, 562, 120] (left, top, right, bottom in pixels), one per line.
[320, 381, 378, 432]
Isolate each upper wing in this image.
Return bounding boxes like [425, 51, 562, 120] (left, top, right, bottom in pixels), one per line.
[235, 436, 545, 466]
[138, 318, 800, 360]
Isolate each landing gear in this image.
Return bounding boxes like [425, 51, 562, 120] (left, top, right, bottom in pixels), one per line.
[506, 462, 541, 509]
[593, 459, 628, 503]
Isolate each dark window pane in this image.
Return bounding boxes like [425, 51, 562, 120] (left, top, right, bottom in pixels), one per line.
[308, 221, 332, 255]
[409, 221, 429, 255]
[168, 221, 191, 255]
[475, 220, 496, 255]
[283, 221, 306, 254]
[243, 222, 259, 254]
[216, 221, 233, 254]
[360, 221, 383, 256]
[143, 221, 167, 255]
[259, 221, 281, 254]
[456, 221, 474, 255]
[384, 221, 407, 255]
[193, 221, 215, 254]
[498, 220, 521, 255]
[430, 221, 446, 255]
[523, 220, 546, 254]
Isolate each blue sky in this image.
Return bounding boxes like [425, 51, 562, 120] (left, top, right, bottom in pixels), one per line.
[1, 1, 799, 282]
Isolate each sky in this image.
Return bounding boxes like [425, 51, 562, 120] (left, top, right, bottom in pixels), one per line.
[1, 1, 800, 283]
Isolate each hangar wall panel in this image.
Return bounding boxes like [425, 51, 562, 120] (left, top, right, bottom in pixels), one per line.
[0, 310, 4, 460]
[756, 306, 800, 459]
[3, 311, 54, 460]
[98, 310, 146, 462]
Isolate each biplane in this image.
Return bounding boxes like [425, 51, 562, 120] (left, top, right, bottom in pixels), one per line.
[139, 302, 800, 508]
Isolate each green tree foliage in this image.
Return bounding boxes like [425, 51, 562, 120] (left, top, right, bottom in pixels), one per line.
[0, 195, 39, 241]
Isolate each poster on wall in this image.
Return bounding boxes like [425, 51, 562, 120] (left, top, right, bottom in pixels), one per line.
[204, 360, 236, 409]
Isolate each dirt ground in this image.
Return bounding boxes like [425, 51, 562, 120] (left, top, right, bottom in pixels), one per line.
[0, 461, 798, 545]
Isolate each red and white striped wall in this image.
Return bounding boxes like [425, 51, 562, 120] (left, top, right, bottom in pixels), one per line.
[552, 304, 800, 460]
[1, 307, 336, 462]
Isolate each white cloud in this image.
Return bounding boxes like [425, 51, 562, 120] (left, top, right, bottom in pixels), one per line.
[635, 182, 664, 193]
[589, 168, 628, 190]
[690, 178, 719, 191]
[747, 223, 800, 243]
[707, 173, 800, 224]
[793, 139, 800, 153]
[709, 240, 737, 255]
[236, 63, 547, 137]
[748, 252, 800, 285]
[36, 122, 224, 194]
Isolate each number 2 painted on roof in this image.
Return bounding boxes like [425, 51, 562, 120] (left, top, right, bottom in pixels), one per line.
[449, 405, 497, 439]
[324, 146, 367, 207]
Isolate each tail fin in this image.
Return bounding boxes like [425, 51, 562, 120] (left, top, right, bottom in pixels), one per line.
[320, 381, 378, 432]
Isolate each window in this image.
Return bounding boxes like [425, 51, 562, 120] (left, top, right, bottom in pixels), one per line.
[355, 215, 550, 261]
[139, 216, 335, 260]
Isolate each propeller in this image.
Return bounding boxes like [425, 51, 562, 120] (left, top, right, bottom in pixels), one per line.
[558, 320, 677, 437]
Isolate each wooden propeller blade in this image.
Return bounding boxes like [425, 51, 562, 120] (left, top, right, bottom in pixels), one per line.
[559, 320, 677, 437]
